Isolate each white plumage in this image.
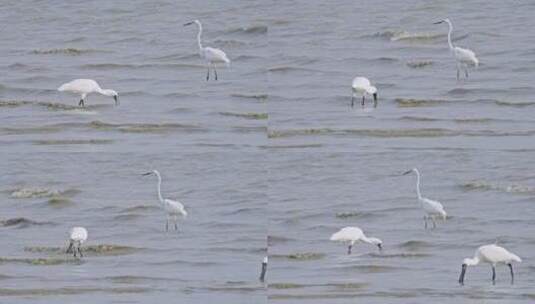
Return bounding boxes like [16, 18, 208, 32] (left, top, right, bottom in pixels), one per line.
[330, 226, 382, 254]
[66, 226, 88, 258]
[403, 168, 447, 229]
[434, 18, 479, 80]
[351, 77, 377, 108]
[184, 20, 230, 81]
[143, 170, 187, 232]
[459, 244, 521, 285]
[58, 79, 118, 107]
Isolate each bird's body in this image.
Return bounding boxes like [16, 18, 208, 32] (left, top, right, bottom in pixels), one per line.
[330, 226, 382, 254]
[403, 168, 447, 229]
[143, 170, 187, 232]
[58, 79, 118, 107]
[66, 226, 88, 258]
[434, 18, 479, 80]
[351, 77, 377, 108]
[459, 244, 521, 285]
[184, 20, 230, 81]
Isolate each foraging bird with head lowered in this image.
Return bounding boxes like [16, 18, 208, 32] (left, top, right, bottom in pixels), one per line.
[142, 170, 187, 232]
[184, 20, 230, 81]
[66, 227, 88, 258]
[58, 79, 118, 107]
[351, 77, 377, 108]
[459, 244, 521, 285]
[402, 168, 447, 229]
[330, 226, 382, 254]
[434, 18, 479, 80]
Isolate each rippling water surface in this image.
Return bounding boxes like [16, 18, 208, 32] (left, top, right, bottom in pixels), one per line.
[1, 0, 535, 303]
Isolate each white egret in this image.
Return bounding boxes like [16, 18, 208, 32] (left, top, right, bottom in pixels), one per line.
[142, 170, 187, 232]
[459, 244, 521, 285]
[58, 79, 118, 107]
[259, 256, 268, 282]
[351, 77, 377, 108]
[184, 20, 230, 81]
[330, 226, 382, 254]
[402, 168, 447, 229]
[434, 18, 479, 80]
[66, 227, 88, 258]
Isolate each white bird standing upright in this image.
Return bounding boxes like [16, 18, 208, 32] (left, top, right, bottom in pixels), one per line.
[259, 256, 268, 282]
[330, 226, 382, 254]
[402, 168, 447, 229]
[351, 77, 377, 108]
[58, 79, 118, 107]
[66, 226, 88, 258]
[142, 170, 187, 232]
[459, 244, 522, 285]
[184, 20, 230, 81]
[434, 18, 479, 80]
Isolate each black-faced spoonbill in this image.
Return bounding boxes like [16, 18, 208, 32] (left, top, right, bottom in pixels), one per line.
[184, 20, 230, 81]
[351, 77, 377, 108]
[403, 168, 447, 229]
[66, 227, 88, 258]
[459, 244, 521, 285]
[58, 79, 118, 107]
[259, 256, 267, 282]
[330, 226, 382, 254]
[142, 170, 187, 232]
[434, 18, 479, 80]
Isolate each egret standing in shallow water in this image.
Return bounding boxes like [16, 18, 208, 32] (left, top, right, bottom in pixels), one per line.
[434, 18, 479, 80]
[459, 244, 521, 285]
[259, 256, 268, 282]
[330, 226, 382, 254]
[403, 168, 447, 229]
[184, 20, 230, 81]
[143, 170, 187, 232]
[66, 227, 88, 258]
[351, 77, 377, 108]
[58, 79, 118, 107]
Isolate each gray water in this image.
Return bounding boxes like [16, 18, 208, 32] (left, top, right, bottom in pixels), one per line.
[1, 0, 535, 303]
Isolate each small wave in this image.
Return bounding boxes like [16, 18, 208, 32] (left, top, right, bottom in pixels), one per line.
[228, 25, 268, 34]
[399, 116, 494, 124]
[462, 181, 535, 194]
[395, 98, 446, 107]
[406, 60, 433, 68]
[230, 93, 268, 100]
[33, 139, 114, 145]
[398, 240, 430, 251]
[25, 244, 141, 256]
[0, 257, 77, 266]
[0, 218, 50, 228]
[122, 205, 160, 213]
[495, 100, 535, 107]
[270, 283, 304, 290]
[88, 120, 204, 133]
[368, 252, 431, 258]
[268, 128, 459, 139]
[272, 252, 325, 261]
[261, 144, 323, 149]
[0, 100, 33, 107]
[335, 211, 376, 219]
[30, 48, 107, 55]
[347, 265, 402, 273]
[0, 287, 150, 296]
[368, 30, 443, 42]
[268, 235, 293, 246]
[47, 197, 73, 207]
[219, 112, 267, 120]
[10, 187, 76, 199]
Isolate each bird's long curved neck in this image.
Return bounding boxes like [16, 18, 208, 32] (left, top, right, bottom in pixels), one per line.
[415, 171, 422, 199]
[447, 21, 454, 50]
[466, 256, 479, 266]
[361, 235, 373, 244]
[155, 174, 164, 203]
[196, 23, 203, 52]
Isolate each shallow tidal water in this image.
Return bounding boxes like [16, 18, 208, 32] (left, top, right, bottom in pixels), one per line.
[1, 0, 535, 303]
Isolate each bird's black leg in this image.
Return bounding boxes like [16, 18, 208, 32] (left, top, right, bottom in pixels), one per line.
[465, 67, 469, 78]
[431, 216, 437, 229]
[351, 95, 354, 108]
[492, 266, 496, 284]
[508, 263, 514, 284]
[79, 99, 84, 107]
[206, 66, 210, 81]
[78, 246, 83, 258]
[361, 96, 365, 107]
[347, 245, 352, 255]
[214, 64, 218, 81]
[424, 216, 428, 229]
[66, 241, 73, 254]
[456, 67, 460, 81]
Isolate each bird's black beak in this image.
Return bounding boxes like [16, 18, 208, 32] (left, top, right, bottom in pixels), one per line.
[459, 264, 467, 285]
[260, 261, 267, 282]
[377, 244, 382, 251]
[402, 170, 412, 175]
[114, 95, 119, 106]
[142, 172, 152, 176]
[433, 21, 443, 24]
[184, 22, 193, 26]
